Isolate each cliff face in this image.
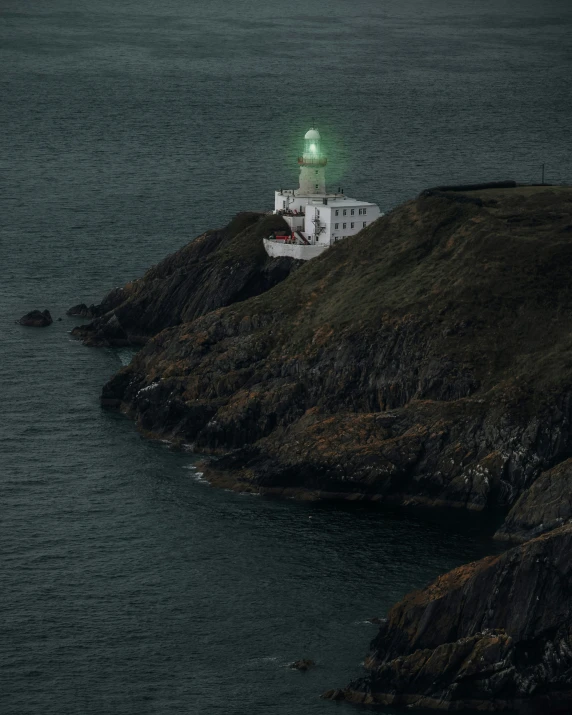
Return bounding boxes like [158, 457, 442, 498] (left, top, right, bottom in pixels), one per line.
[101, 187, 572, 517]
[326, 523, 572, 711]
[495, 458, 572, 543]
[71, 212, 300, 346]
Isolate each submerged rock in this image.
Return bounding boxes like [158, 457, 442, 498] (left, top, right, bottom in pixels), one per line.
[18, 309, 52, 327]
[367, 617, 385, 625]
[289, 659, 315, 671]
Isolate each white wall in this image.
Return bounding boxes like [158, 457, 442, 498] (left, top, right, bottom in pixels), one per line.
[299, 164, 326, 194]
[274, 192, 382, 245]
[302, 200, 381, 244]
[304, 204, 333, 245]
[329, 203, 380, 242]
[274, 191, 311, 214]
[283, 214, 305, 231]
[263, 239, 328, 261]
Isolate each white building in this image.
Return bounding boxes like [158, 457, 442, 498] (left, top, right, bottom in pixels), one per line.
[264, 128, 382, 260]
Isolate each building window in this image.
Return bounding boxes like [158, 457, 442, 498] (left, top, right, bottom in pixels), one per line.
[315, 170, 319, 175]
[343, 209, 347, 216]
[335, 223, 339, 229]
[282, 201, 286, 208]
[315, 184, 319, 190]
[351, 209, 355, 215]
[351, 222, 354, 228]
[363, 208, 367, 215]
[363, 221, 367, 227]
[335, 209, 339, 216]
[343, 222, 347, 229]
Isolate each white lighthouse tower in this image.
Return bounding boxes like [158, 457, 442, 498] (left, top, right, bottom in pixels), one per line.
[265, 127, 382, 261]
[298, 128, 327, 195]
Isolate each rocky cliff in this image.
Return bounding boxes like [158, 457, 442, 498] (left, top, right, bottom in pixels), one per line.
[325, 523, 572, 712]
[76, 185, 572, 711]
[100, 187, 572, 517]
[71, 212, 299, 346]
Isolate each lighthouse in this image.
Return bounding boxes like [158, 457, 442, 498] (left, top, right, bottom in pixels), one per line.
[298, 128, 327, 195]
[265, 127, 382, 260]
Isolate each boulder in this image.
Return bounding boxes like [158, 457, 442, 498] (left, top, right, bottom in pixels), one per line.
[66, 303, 95, 318]
[18, 309, 52, 327]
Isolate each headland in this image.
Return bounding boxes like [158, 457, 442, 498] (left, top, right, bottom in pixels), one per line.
[72, 183, 572, 711]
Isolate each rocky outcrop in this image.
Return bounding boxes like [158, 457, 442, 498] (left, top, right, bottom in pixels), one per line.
[495, 459, 572, 543]
[100, 187, 572, 517]
[67, 288, 128, 322]
[326, 524, 572, 712]
[18, 309, 52, 327]
[71, 212, 300, 346]
[67, 303, 96, 319]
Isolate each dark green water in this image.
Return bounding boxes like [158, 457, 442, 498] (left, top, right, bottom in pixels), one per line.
[1, 1, 570, 712]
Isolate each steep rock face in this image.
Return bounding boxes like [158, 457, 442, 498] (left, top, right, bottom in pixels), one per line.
[71, 212, 299, 346]
[101, 187, 572, 513]
[495, 458, 572, 543]
[327, 524, 572, 711]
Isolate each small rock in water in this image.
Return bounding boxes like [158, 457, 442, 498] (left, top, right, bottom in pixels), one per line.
[289, 659, 315, 671]
[321, 689, 346, 701]
[17, 309, 53, 327]
[66, 303, 94, 318]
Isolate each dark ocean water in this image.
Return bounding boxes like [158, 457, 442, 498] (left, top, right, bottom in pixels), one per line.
[1, 1, 571, 713]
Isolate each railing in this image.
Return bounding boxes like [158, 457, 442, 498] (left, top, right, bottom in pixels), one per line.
[297, 156, 328, 167]
[265, 232, 310, 245]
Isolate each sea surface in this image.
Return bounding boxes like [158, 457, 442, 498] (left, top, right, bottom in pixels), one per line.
[1, 1, 571, 713]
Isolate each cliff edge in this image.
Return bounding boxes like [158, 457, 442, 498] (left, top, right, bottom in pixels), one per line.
[71, 212, 300, 346]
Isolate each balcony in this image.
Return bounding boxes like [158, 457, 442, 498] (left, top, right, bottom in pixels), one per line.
[298, 156, 328, 167]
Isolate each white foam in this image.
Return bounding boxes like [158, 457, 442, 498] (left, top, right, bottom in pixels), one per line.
[116, 349, 136, 367]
